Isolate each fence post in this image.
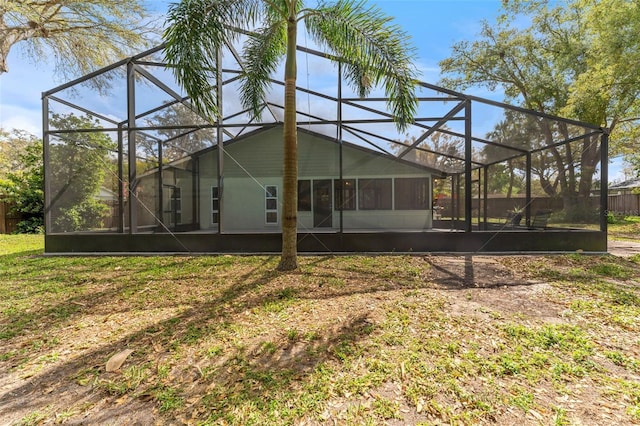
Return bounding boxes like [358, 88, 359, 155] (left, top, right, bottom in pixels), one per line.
[600, 131, 608, 233]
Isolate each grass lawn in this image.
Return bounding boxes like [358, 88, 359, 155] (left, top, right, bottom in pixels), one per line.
[609, 215, 640, 241]
[1, 234, 639, 425]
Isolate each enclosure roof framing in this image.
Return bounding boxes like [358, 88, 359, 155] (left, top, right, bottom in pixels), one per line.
[43, 38, 605, 176]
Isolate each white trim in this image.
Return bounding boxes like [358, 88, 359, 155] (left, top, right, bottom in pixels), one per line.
[265, 185, 278, 225]
[211, 186, 219, 225]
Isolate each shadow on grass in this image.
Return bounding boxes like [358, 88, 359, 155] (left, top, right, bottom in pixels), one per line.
[305, 253, 536, 291]
[0, 251, 572, 349]
[0, 255, 197, 341]
[0, 248, 43, 261]
[3, 251, 600, 423]
[0, 254, 378, 423]
[423, 255, 548, 289]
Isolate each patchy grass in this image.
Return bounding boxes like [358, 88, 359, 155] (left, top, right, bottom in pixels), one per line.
[0, 233, 43, 256]
[608, 215, 640, 241]
[0, 235, 639, 425]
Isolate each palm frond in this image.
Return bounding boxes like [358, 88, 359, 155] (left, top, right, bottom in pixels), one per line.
[304, 0, 419, 130]
[240, 19, 288, 119]
[163, 0, 264, 121]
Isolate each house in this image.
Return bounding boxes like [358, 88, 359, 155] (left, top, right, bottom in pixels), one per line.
[136, 126, 442, 233]
[42, 43, 609, 254]
[609, 178, 640, 195]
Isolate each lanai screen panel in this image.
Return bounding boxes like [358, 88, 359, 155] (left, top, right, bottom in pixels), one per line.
[47, 131, 120, 234]
[536, 135, 602, 230]
[43, 40, 606, 244]
[45, 65, 126, 234]
[46, 66, 129, 124]
[484, 158, 527, 228]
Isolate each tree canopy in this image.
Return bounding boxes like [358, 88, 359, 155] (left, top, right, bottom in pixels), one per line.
[440, 0, 640, 173]
[0, 128, 39, 181]
[0, 0, 158, 84]
[441, 0, 640, 128]
[0, 129, 43, 233]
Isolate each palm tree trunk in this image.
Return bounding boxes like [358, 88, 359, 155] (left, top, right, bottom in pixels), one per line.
[277, 16, 298, 271]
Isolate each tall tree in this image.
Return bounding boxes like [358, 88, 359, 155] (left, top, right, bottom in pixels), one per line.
[0, 130, 44, 233]
[0, 0, 157, 84]
[164, 0, 419, 270]
[439, 0, 640, 208]
[0, 128, 38, 180]
[48, 113, 116, 232]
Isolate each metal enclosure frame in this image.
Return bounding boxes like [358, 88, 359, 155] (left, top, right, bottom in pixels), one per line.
[42, 41, 608, 254]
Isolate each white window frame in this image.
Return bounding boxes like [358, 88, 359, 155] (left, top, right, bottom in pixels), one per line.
[265, 185, 278, 225]
[211, 186, 219, 225]
[172, 186, 182, 224]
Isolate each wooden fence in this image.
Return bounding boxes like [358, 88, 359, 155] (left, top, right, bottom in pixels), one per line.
[436, 194, 639, 217]
[0, 200, 21, 234]
[608, 194, 640, 216]
[436, 196, 599, 219]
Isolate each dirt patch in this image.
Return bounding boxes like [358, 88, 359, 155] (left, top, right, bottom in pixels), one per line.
[609, 239, 640, 257]
[1, 253, 639, 425]
[424, 255, 561, 320]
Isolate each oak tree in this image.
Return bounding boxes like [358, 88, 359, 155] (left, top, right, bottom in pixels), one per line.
[0, 0, 158, 84]
[440, 0, 640, 206]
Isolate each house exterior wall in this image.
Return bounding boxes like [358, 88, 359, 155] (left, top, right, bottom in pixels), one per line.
[198, 152, 217, 229]
[195, 127, 432, 232]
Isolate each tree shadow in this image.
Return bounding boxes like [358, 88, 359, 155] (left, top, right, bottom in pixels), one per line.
[0, 256, 200, 342]
[0, 254, 378, 423]
[0, 252, 550, 423]
[422, 254, 543, 290]
[422, 255, 475, 288]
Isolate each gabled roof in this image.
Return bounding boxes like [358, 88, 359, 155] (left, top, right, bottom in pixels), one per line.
[610, 178, 640, 190]
[190, 124, 446, 178]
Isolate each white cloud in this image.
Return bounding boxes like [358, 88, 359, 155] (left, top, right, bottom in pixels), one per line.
[0, 48, 58, 135]
[0, 105, 42, 136]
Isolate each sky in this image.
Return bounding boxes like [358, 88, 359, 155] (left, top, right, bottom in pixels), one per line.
[0, 0, 627, 179]
[0, 0, 503, 135]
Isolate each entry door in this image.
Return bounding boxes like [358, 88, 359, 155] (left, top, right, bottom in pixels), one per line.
[313, 179, 332, 228]
[162, 185, 180, 229]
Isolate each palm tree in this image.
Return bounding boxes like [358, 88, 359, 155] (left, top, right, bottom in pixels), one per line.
[164, 0, 419, 271]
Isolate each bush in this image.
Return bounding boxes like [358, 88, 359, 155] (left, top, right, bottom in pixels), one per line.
[52, 200, 108, 232]
[0, 140, 44, 234]
[15, 217, 44, 234]
[606, 211, 628, 224]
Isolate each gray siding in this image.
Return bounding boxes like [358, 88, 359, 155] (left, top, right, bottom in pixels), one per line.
[216, 126, 430, 178]
[224, 128, 283, 177]
[195, 126, 433, 231]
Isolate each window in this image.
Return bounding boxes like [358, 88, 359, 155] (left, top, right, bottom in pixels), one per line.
[171, 187, 182, 224]
[395, 178, 430, 210]
[265, 185, 278, 224]
[211, 186, 219, 224]
[358, 178, 392, 210]
[334, 179, 356, 210]
[298, 180, 311, 211]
